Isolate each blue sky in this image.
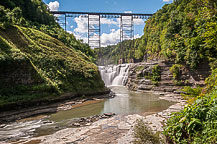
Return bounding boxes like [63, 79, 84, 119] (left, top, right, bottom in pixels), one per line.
[43, 0, 172, 47]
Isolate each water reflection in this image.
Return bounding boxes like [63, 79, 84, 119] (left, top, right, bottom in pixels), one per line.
[50, 86, 174, 122]
[101, 86, 173, 115]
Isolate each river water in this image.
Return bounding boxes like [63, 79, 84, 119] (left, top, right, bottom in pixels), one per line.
[49, 86, 173, 121]
[0, 64, 175, 142]
[0, 86, 174, 141]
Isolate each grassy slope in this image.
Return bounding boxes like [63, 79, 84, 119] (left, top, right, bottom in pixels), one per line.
[0, 25, 106, 108]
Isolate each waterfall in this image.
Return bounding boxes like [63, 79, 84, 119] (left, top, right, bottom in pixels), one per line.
[98, 64, 130, 86]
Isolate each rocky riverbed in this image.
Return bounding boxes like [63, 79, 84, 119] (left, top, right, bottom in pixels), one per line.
[8, 92, 185, 144]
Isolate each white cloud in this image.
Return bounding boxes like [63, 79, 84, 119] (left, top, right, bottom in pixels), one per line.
[124, 11, 132, 13]
[73, 16, 88, 43]
[101, 18, 118, 25]
[163, 0, 172, 2]
[67, 30, 73, 34]
[101, 30, 142, 47]
[71, 14, 143, 47]
[133, 19, 144, 25]
[73, 16, 120, 47]
[73, 16, 119, 34]
[70, 25, 74, 28]
[74, 16, 88, 33]
[48, 1, 59, 11]
[101, 29, 120, 47]
[134, 34, 142, 39]
[73, 28, 143, 48]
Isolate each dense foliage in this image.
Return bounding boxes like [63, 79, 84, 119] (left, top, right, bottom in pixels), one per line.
[164, 68, 217, 143]
[0, 0, 95, 60]
[95, 39, 138, 65]
[181, 86, 202, 100]
[0, 0, 56, 25]
[140, 0, 217, 69]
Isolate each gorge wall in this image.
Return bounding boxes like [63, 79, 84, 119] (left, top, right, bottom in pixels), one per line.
[126, 60, 210, 93]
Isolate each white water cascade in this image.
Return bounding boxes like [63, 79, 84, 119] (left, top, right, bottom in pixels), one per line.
[98, 64, 130, 86]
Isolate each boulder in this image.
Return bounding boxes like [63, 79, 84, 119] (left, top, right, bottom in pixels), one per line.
[138, 85, 153, 90]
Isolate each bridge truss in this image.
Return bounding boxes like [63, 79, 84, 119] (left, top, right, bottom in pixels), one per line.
[50, 11, 152, 60]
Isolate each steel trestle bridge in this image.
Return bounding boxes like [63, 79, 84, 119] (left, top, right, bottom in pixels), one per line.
[51, 11, 152, 62]
[51, 11, 152, 48]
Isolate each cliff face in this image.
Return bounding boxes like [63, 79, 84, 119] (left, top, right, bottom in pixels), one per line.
[0, 26, 107, 110]
[126, 60, 210, 93]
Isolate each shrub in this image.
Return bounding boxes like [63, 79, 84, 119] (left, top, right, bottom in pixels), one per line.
[151, 65, 161, 85]
[181, 86, 202, 99]
[169, 64, 183, 81]
[133, 119, 161, 144]
[205, 68, 217, 93]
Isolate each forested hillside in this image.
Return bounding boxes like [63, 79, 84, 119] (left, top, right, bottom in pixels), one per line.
[95, 39, 137, 65]
[0, 0, 106, 109]
[98, 0, 217, 69]
[140, 0, 217, 69]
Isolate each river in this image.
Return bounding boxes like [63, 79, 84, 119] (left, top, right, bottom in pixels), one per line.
[0, 64, 175, 142]
[0, 86, 174, 142]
